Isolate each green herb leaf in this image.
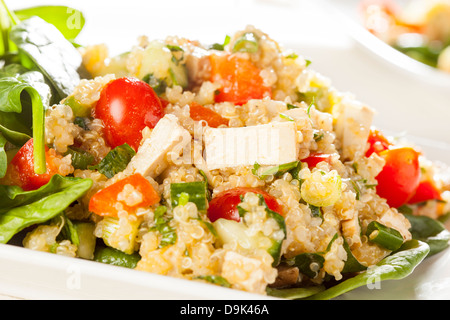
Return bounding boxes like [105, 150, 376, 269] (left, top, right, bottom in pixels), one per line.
[294, 252, 325, 279]
[252, 161, 299, 180]
[195, 275, 231, 288]
[142, 73, 167, 96]
[64, 146, 94, 170]
[341, 237, 367, 273]
[151, 206, 177, 248]
[209, 35, 230, 51]
[94, 246, 141, 269]
[89, 143, 135, 178]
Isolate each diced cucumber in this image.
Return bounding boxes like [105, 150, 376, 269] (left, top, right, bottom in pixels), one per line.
[137, 40, 188, 89]
[100, 216, 140, 254]
[170, 181, 208, 211]
[73, 221, 96, 260]
[97, 52, 130, 78]
[213, 218, 282, 266]
[64, 95, 91, 118]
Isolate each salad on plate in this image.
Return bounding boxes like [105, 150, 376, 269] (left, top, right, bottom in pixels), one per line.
[360, 0, 450, 72]
[0, 2, 449, 300]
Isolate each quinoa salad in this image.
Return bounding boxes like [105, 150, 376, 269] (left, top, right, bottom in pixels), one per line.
[361, 0, 450, 72]
[0, 4, 449, 300]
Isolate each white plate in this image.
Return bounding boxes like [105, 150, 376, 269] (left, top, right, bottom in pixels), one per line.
[329, 0, 450, 87]
[2, 0, 450, 300]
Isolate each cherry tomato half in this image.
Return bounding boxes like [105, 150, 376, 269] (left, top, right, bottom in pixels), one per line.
[366, 129, 391, 157]
[6, 139, 62, 191]
[407, 180, 442, 205]
[209, 53, 271, 105]
[302, 153, 332, 168]
[94, 77, 164, 151]
[207, 187, 283, 223]
[375, 147, 420, 208]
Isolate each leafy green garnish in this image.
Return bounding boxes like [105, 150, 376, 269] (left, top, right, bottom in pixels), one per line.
[266, 286, 325, 300]
[10, 16, 84, 102]
[94, 246, 141, 269]
[151, 206, 177, 248]
[89, 143, 135, 178]
[252, 161, 299, 180]
[303, 240, 430, 300]
[404, 213, 450, 257]
[209, 35, 230, 51]
[0, 64, 51, 175]
[142, 73, 167, 96]
[13, 5, 85, 43]
[195, 275, 231, 288]
[0, 174, 92, 244]
[64, 146, 95, 170]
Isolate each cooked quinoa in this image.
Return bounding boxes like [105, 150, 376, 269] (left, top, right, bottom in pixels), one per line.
[3, 25, 448, 298]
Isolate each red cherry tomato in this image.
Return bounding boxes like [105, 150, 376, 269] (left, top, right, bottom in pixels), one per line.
[94, 77, 164, 151]
[209, 53, 271, 105]
[407, 180, 442, 204]
[207, 187, 283, 223]
[366, 129, 391, 157]
[302, 153, 332, 168]
[7, 139, 62, 191]
[375, 147, 420, 208]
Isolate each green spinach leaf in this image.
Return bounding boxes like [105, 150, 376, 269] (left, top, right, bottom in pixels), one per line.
[0, 65, 50, 174]
[404, 213, 450, 257]
[14, 6, 85, 42]
[9, 16, 83, 102]
[0, 174, 92, 243]
[303, 240, 430, 300]
[266, 285, 325, 300]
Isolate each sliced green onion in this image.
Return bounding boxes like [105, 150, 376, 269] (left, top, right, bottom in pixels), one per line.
[366, 221, 404, 251]
[252, 161, 299, 180]
[64, 146, 94, 170]
[232, 32, 258, 53]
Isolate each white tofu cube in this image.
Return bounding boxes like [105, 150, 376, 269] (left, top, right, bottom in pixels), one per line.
[125, 114, 191, 178]
[204, 121, 298, 170]
[334, 99, 375, 160]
